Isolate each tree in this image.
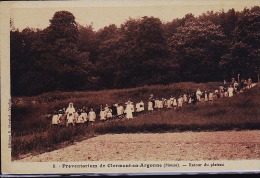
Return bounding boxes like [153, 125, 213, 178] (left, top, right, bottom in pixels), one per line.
[220, 7, 260, 80]
[168, 20, 227, 82]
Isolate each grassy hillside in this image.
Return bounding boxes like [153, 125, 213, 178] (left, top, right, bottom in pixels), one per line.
[11, 82, 260, 159]
[11, 82, 221, 135]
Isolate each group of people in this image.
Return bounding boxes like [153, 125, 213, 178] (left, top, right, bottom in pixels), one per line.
[51, 77, 254, 127]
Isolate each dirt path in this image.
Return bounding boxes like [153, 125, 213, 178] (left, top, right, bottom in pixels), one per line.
[17, 130, 260, 162]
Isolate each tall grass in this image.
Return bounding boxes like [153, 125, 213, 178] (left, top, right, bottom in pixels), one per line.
[11, 82, 260, 160]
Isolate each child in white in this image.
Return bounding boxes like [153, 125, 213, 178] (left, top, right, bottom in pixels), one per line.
[88, 109, 96, 123]
[125, 101, 133, 119]
[148, 101, 153, 111]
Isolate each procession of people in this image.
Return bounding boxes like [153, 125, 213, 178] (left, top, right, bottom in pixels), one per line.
[51, 78, 254, 127]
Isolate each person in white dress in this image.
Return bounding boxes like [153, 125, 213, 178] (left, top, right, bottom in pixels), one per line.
[167, 99, 172, 108]
[228, 85, 234, 97]
[183, 94, 188, 104]
[196, 88, 202, 102]
[100, 108, 106, 122]
[154, 98, 159, 109]
[65, 102, 76, 115]
[77, 109, 85, 124]
[173, 97, 177, 109]
[125, 101, 133, 119]
[51, 111, 60, 126]
[106, 108, 113, 121]
[65, 103, 76, 126]
[148, 101, 154, 111]
[67, 113, 75, 127]
[208, 91, 214, 101]
[88, 108, 96, 125]
[158, 99, 163, 109]
[117, 104, 124, 118]
[81, 109, 88, 125]
[177, 96, 183, 107]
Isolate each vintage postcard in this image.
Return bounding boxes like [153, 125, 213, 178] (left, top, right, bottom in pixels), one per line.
[1, 0, 260, 175]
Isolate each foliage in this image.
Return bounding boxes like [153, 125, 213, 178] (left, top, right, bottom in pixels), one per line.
[10, 7, 260, 96]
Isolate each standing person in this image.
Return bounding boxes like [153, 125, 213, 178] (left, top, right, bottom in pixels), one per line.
[65, 102, 76, 126]
[81, 109, 88, 126]
[74, 109, 80, 126]
[167, 98, 172, 109]
[177, 96, 183, 107]
[158, 99, 164, 109]
[248, 78, 252, 88]
[183, 93, 188, 104]
[51, 111, 59, 127]
[243, 80, 248, 90]
[66, 102, 76, 116]
[196, 88, 202, 102]
[154, 98, 159, 109]
[173, 97, 177, 110]
[191, 93, 197, 105]
[208, 91, 214, 101]
[125, 101, 133, 119]
[135, 102, 141, 113]
[58, 109, 67, 127]
[219, 86, 224, 97]
[204, 91, 208, 102]
[100, 108, 106, 122]
[112, 103, 118, 118]
[224, 80, 227, 88]
[88, 108, 96, 125]
[228, 85, 234, 97]
[149, 94, 155, 109]
[139, 100, 145, 112]
[117, 103, 124, 119]
[148, 100, 154, 111]
[106, 107, 113, 121]
[67, 113, 75, 127]
[77, 109, 85, 125]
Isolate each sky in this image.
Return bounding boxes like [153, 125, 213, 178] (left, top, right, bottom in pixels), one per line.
[10, 0, 260, 31]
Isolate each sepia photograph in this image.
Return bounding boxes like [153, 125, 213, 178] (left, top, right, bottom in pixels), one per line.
[1, 0, 260, 175]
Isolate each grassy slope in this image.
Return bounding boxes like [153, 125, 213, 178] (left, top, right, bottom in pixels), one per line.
[11, 82, 260, 159]
[11, 82, 221, 135]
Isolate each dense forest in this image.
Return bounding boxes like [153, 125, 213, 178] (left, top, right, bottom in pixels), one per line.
[11, 6, 260, 96]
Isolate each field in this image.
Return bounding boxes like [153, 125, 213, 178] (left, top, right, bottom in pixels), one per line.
[11, 82, 260, 160]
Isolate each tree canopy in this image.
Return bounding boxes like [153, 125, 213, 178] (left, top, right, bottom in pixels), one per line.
[10, 7, 260, 96]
